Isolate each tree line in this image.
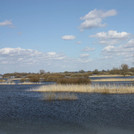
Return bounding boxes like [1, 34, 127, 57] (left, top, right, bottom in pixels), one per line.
[1, 64, 134, 82]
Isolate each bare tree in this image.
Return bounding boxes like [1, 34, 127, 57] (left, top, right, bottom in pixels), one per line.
[39, 69, 45, 74]
[120, 64, 129, 77]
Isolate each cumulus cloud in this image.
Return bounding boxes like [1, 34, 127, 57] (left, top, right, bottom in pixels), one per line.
[78, 53, 92, 63]
[91, 30, 130, 39]
[61, 35, 76, 40]
[90, 30, 130, 45]
[80, 53, 89, 58]
[0, 48, 65, 65]
[82, 47, 95, 52]
[0, 20, 13, 27]
[103, 45, 115, 51]
[80, 9, 117, 30]
[102, 39, 134, 61]
[0, 47, 93, 72]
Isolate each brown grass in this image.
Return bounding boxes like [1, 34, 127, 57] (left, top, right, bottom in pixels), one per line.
[30, 84, 134, 94]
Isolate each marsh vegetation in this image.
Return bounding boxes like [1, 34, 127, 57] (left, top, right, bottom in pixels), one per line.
[31, 84, 134, 94]
[42, 92, 78, 101]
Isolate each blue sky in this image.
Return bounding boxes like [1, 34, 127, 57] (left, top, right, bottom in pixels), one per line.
[0, 0, 134, 73]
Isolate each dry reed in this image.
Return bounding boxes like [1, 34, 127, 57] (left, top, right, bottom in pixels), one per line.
[30, 84, 134, 94]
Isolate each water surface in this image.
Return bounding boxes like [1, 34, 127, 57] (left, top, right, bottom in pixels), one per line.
[0, 85, 134, 134]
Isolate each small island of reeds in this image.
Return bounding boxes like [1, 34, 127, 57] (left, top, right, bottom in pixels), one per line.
[31, 84, 134, 94]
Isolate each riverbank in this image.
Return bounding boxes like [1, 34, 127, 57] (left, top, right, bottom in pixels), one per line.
[30, 84, 134, 94]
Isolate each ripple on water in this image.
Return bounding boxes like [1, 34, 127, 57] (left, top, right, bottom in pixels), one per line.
[0, 85, 134, 134]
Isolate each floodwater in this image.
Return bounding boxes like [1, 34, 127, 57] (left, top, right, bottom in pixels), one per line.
[0, 84, 134, 134]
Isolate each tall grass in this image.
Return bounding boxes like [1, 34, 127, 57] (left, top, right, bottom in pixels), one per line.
[30, 84, 134, 94]
[0, 82, 16, 85]
[0, 82, 42, 85]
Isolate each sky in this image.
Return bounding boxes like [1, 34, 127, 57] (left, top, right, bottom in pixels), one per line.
[0, 0, 134, 73]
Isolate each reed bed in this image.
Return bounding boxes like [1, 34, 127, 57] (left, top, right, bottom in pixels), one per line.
[30, 84, 134, 94]
[0, 82, 42, 85]
[0, 82, 16, 85]
[18, 82, 42, 85]
[42, 93, 78, 101]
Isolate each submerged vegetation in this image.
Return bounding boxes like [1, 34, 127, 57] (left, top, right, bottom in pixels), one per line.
[42, 93, 78, 101]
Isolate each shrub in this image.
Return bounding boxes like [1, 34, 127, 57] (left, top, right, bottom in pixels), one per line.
[43, 73, 65, 82]
[20, 78, 26, 82]
[70, 73, 89, 78]
[56, 78, 91, 85]
[28, 74, 40, 82]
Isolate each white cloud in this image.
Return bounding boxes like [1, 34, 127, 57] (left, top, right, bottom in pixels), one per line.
[82, 47, 95, 52]
[80, 53, 89, 58]
[124, 39, 134, 48]
[91, 30, 130, 39]
[0, 20, 13, 27]
[103, 45, 115, 51]
[0, 48, 65, 65]
[99, 40, 119, 45]
[61, 35, 76, 40]
[80, 9, 117, 20]
[80, 18, 105, 30]
[80, 9, 117, 30]
[47, 52, 56, 56]
[102, 39, 134, 61]
[90, 30, 130, 45]
[0, 47, 94, 73]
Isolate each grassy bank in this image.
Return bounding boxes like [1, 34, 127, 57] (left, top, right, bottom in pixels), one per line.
[30, 84, 134, 94]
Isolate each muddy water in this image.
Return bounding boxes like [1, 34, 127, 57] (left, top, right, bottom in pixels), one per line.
[0, 85, 134, 134]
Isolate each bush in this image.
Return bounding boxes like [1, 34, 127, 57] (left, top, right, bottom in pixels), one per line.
[43, 73, 65, 82]
[56, 78, 91, 85]
[70, 73, 89, 78]
[28, 75, 40, 82]
[20, 78, 26, 82]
